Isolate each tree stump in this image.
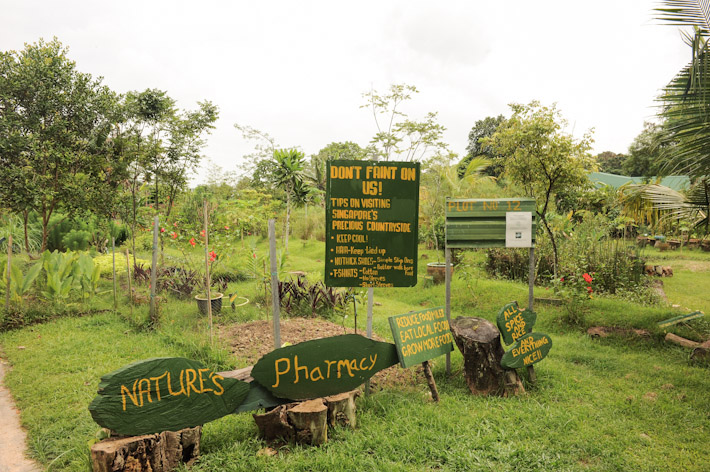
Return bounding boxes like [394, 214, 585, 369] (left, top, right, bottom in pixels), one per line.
[253, 390, 359, 445]
[287, 399, 328, 445]
[324, 390, 359, 428]
[450, 316, 524, 397]
[90, 426, 201, 472]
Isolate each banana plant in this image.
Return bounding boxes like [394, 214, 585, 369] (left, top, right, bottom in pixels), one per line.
[76, 253, 102, 299]
[4, 261, 43, 305]
[41, 250, 78, 303]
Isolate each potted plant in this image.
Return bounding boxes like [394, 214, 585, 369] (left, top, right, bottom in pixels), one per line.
[195, 291, 224, 315]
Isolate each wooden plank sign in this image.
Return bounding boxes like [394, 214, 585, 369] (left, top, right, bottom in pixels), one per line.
[388, 307, 454, 368]
[250, 334, 399, 400]
[325, 160, 420, 287]
[657, 311, 704, 329]
[501, 333, 552, 369]
[89, 357, 250, 436]
[496, 301, 537, 345]
[446, 198, 536, 248]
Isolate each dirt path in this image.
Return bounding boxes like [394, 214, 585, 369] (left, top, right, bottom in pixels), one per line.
[0, 357, 41, 472]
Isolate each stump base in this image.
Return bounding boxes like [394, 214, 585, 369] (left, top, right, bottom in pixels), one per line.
[90, 426, 201, 472]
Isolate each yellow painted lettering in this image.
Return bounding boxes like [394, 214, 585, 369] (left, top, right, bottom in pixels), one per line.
[137, 378, 152, 406]
[166, 371, 186, 397]
[359, 357, 369, 370]
[294, 355, 309, 384]
[325, 360, 337, 379]
[198, 368, 212, 393]
[149, 372, 168, 401]
[121, 381, 140, 411]
[369, 354, 378, 369]
[310, 367, 325, 382]
[212, 374, 225, 395]
[185, 369, 198, 396]
[272, 358, 291, 388]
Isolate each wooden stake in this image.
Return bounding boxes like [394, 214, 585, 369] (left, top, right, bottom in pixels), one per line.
[5, 234, 11, 309]
[421, 360, 440, 402]
[204, 200, 213, 346]
[111, 236, 117, 313]
[149, 216, 158, 326]
[445, 247, 452, 375]
[125, 248, 133, 318]
[527, 247, 537, 384]
[268, 219, 281, 349]
[365, 287, 373, 395]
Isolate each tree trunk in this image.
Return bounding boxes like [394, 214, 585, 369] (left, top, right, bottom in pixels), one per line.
[90, 426, 201, 472]
[450, 316, 524, 397]
[538, 214, 558, 279]
[22, 210, 30, 254]
[324, 390, 358, 428]
[287, 399, 328, 445]
[284, 193, 291, 253]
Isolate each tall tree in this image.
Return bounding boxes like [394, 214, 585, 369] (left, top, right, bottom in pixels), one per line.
[462, 115, 506, 177]
[307, 141, 367, 192]
[595, 151, 627, 175]
[362, 84, 448, 161]
[272, 148, 305, 253]
[0, 38, 123, 252]
[622, 122, 665, 178]
[484, 101, 595, 276]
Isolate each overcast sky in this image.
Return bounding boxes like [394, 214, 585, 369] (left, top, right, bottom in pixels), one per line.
[1, 0, 691, 184]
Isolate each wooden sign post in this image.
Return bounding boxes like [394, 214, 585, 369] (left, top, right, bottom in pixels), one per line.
[445, 198, 539, 382]
[388, 307, 454, 401]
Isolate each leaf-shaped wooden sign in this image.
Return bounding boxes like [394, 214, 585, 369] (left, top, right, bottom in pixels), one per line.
[501, 333, 552, 369]
[251, 334, 399, 400]
[89, 357, 249, 436]
[496, 301, 537, 345]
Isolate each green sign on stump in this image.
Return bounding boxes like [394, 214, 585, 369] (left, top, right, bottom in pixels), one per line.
[325, 160, 420, 287]
[250, 334, 399, 400]
[388, 307, 454, 368]
[496, 301, 537, 346]
[446, 198, 536, 248]
[89, 357, 250, 436]
[500, 333, 552, 369]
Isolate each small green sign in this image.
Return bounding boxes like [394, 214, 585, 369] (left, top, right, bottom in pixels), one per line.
[325, 160, 420, 287]
[250, 334, 399, 400]
[89, 357, 250, 436]
[501, 333, 552, 369]
[388, 307, 454, 368]
[496, 301, 537, 346]
[657, 311, 704, 329]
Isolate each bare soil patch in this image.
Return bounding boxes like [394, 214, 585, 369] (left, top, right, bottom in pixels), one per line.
[218, 318, 426, 392]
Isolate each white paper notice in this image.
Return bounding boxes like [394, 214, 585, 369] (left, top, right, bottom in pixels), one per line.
[506, 212, 532, 248]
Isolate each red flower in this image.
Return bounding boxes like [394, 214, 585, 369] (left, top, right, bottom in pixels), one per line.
[560, 277, 564, 282]
[586, 286, 593, 293]
[160, 227, 165, 233]
[224, 225, 229, 230]
[189, 238, 196, 247]
[209, 250, 217, 262]
[583, 273, 593, 283]
[173, 222, 178, 227]
[200, 229, 206, 237]
[170, 232, 177, 239]
[252, 253, 257, 259]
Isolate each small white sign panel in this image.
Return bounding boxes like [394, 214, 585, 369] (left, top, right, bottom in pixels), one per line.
[506, 211, 532, 248]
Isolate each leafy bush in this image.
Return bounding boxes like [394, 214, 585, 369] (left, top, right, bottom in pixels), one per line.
[278, 275, 349, 318]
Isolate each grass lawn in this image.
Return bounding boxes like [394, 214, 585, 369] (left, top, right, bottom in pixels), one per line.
[1, 239, 709, 471]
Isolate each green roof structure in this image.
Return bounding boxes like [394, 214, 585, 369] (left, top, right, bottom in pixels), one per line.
[589, 172, 690, 191]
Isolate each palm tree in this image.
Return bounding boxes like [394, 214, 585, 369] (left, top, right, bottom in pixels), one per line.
[651, 1, 710, 234]
[272, 148, 305, 253]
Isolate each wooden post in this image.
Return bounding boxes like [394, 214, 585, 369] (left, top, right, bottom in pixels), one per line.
[268, 219, 281, 349]
[352, 289, 358, 334]
[365, 286, 373, 395]
[125, 248, 133, 318]
[111, 236, 117, 312]
[149, 217, 159, 326]
[5, 234, 11, 310]
[204, 200, 213, 346]
[421, 360, 440, 402]
[445, 247, 452, 375]
[527, 247, 536, 384]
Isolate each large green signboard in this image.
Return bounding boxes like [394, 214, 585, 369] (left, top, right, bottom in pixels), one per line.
[89, 358, 250, 436]
[250, 334, 399, 400]
[325, 160, 420, 287]
[388, 307, 454, 368]
[496, 301, 537, 346]
[446, 198, 536, 248]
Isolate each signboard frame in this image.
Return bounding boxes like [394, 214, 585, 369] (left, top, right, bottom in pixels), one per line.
[325, 160, 420, 288]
